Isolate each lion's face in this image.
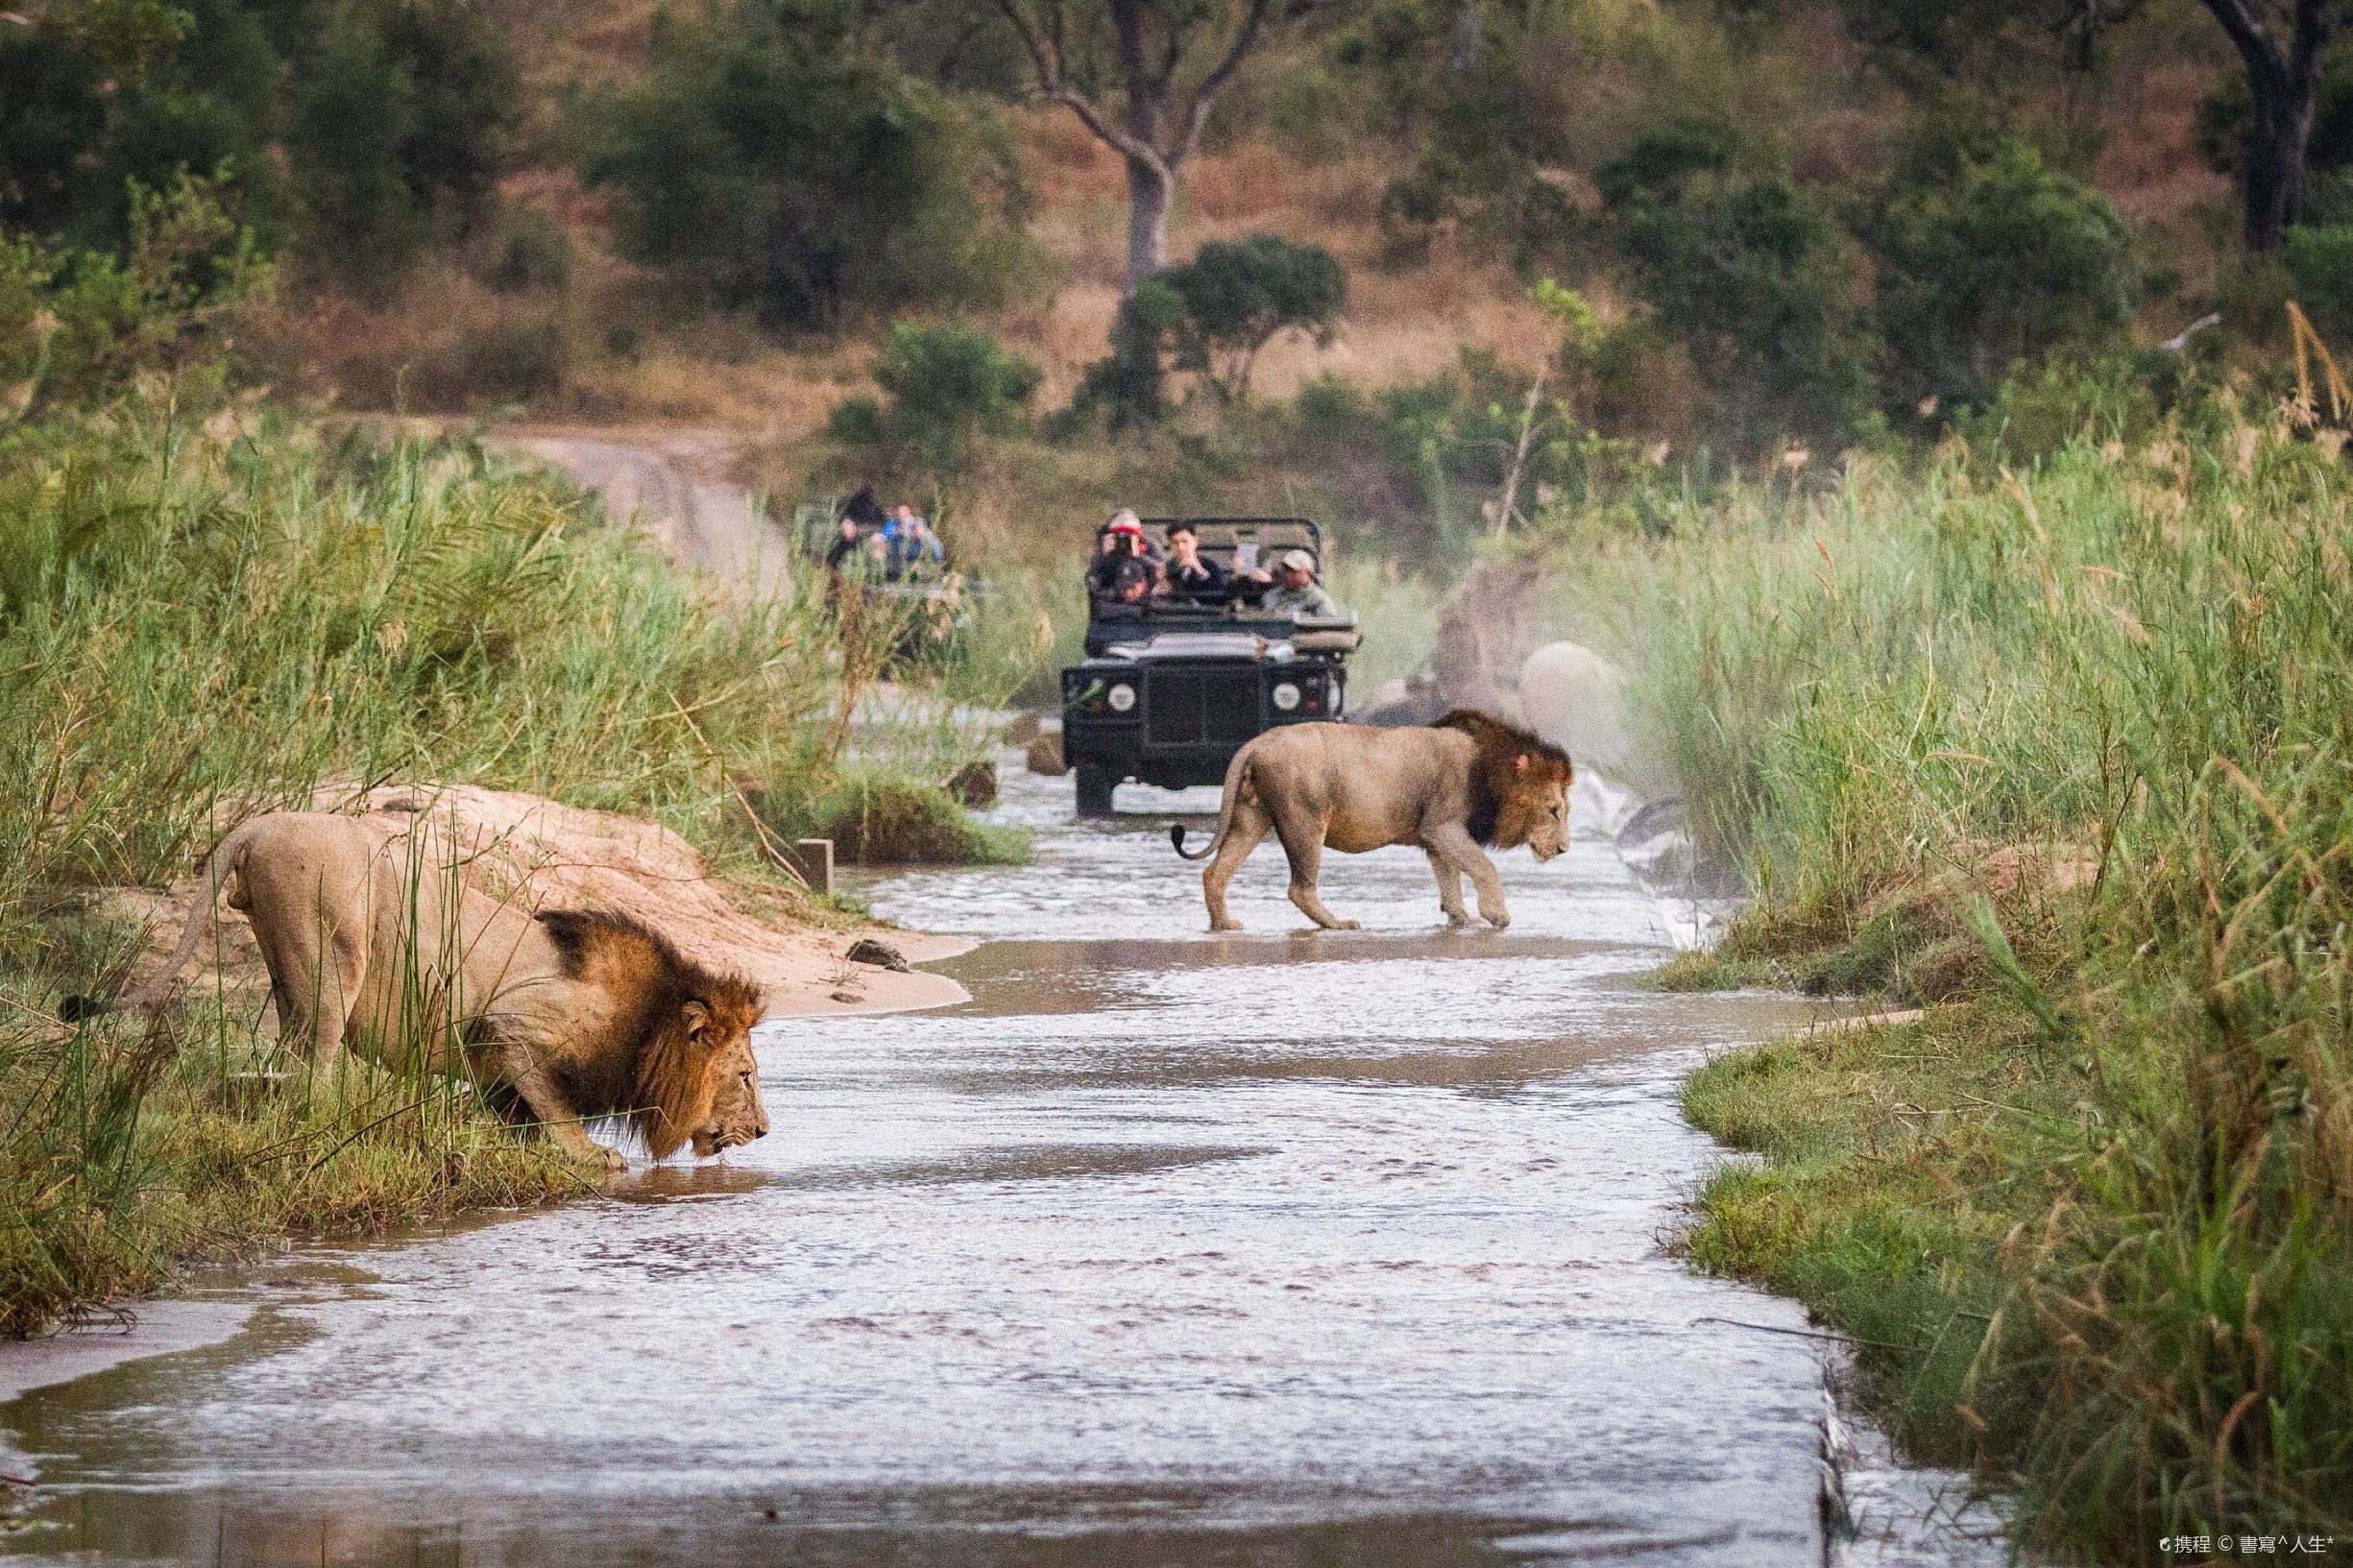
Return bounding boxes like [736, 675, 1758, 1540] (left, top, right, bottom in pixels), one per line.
[1494, 755, 1573, 860]
[689, 1011, 769, 1157]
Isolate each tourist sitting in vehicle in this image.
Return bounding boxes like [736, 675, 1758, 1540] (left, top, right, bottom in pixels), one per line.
[888, 513, 945, 577]
[1095, 556, 1165, 611]
[1087, 510, 1156, 599]
[1164, 521, 1226, 600]
[825, 515, 863, 572]
[1243, 549, 1346, 619]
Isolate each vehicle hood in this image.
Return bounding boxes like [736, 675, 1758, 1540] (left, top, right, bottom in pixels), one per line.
[1099, 631, 1294, 662]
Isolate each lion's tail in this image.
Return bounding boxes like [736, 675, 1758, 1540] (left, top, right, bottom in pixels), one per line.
[1171, 751, 1254, 861]
[61, 818, 260, 1020]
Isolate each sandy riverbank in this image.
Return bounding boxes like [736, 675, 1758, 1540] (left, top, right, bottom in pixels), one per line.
[98, 781, 970, 1022]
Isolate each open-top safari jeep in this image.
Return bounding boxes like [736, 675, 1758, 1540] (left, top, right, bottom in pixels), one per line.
[1060, 517, 1360, 818]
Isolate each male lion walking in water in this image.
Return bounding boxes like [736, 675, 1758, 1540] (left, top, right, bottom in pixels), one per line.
[1172, 711, 1573, 931]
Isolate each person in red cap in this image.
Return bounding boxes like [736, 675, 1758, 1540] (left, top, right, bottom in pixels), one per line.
[1087, 508, 1158, 601]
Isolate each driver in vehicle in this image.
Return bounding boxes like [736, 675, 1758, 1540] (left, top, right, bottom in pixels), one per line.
[1164, 521, 1226, 600]
[1247, 548, 1345, 619]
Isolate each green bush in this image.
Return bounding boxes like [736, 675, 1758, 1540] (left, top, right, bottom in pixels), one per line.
[1600, 134, 1874, 454]
[587, 9, 1033, 326]
[0, 0, 513, 289]
[0, 171, 272, 422]
[2285, 223, 2353, 343]
[766, 768, 1027, 866]
[834, 321, 1040, 466]
[1869, 137, 2137, 417]
[1067, 279, 1185, 430]
[1158, 234, 1346, 402]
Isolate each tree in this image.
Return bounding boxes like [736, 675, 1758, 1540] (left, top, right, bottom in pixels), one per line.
[2195, 0, 2347, 247]
[1160, 232, 1345, 399]
[1869, 137, 2137, 414]
[988, 0, 1304, 293]
[1600, 132, 1874, 455]
[589, 7, 1032, 326]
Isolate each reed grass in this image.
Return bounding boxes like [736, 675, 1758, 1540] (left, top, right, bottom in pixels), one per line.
[1559, 398, 2353, 1556]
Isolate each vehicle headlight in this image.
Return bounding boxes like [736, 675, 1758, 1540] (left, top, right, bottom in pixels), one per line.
[1106, 682, 1136, 712]
[1271, 681, 1301, 712]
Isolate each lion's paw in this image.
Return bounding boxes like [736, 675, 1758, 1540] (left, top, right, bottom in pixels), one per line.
[1485, 912, 1512, 930]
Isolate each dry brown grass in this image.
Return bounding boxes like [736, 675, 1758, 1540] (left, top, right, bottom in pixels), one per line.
[2092, 32, 2234, 311]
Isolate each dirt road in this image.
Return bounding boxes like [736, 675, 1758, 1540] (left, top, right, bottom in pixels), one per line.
[497, 427, 792, 592]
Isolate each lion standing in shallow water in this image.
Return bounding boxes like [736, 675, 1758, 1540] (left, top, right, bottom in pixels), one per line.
[1172, 711, 1573, 931]
[91, 811, 768, 1171]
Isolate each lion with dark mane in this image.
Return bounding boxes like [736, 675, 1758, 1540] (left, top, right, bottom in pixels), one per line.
[81, 811, 767, 1171]
[1172, 710, 1573, 931]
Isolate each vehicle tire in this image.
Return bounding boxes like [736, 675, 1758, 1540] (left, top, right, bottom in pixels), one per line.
[1074, 764, 1117, 819]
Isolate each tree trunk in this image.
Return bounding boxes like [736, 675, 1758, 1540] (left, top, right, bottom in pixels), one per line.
[2243, 71, 2315, 250]
[1124, 157, 1173, 292]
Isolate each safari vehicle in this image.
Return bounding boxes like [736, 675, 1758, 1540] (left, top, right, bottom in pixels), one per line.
[1061, 517, 1360, 817]
[791, 495, 972, 663]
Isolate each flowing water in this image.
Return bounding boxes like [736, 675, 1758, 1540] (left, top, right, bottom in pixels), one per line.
[1, 763, 2001, 1567]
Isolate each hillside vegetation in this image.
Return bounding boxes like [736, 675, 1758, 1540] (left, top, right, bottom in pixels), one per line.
[14, 0, 2336, 565]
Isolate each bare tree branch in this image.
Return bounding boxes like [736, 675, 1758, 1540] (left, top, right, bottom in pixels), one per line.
[992, 0, 1168, 172]
[1173, 0, 1276, 164]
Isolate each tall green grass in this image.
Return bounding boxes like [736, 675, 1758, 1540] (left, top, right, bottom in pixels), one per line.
[1560, 405, 2353, 1556]
[0, 395, 1030, 1335]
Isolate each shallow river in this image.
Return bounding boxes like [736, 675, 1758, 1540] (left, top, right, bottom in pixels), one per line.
[2, 763, 1994, 1566]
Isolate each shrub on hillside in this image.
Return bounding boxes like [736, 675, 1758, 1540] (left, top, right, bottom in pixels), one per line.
[0, 172, 272, 422]
[830, 322, 1040, 467]
[0, 0, 514, 289]
[1598, 132, 1873, 455]
[1066, 236, 1346, 426]
[588, 11, 1034, 326]
[289, 0, 518, 290]
[1868, 137, 2137, 417]
[2285, 223, 2353, 344]
[1159, 234, 1346, 402]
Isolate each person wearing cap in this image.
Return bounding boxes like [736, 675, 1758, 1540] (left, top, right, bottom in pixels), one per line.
[1247, 548, 1345, 619]
[1088, 509, 1156, 600]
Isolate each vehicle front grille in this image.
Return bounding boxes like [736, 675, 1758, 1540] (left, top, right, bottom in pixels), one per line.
[1146, 667, 1258, 747]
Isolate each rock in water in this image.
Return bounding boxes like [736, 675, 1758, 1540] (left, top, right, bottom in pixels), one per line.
[1025, 732, 1066, 777]
[944, 759, 998, 808]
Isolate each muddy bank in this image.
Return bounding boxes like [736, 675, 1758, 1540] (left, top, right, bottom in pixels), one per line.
[493, 425, 789, 591]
